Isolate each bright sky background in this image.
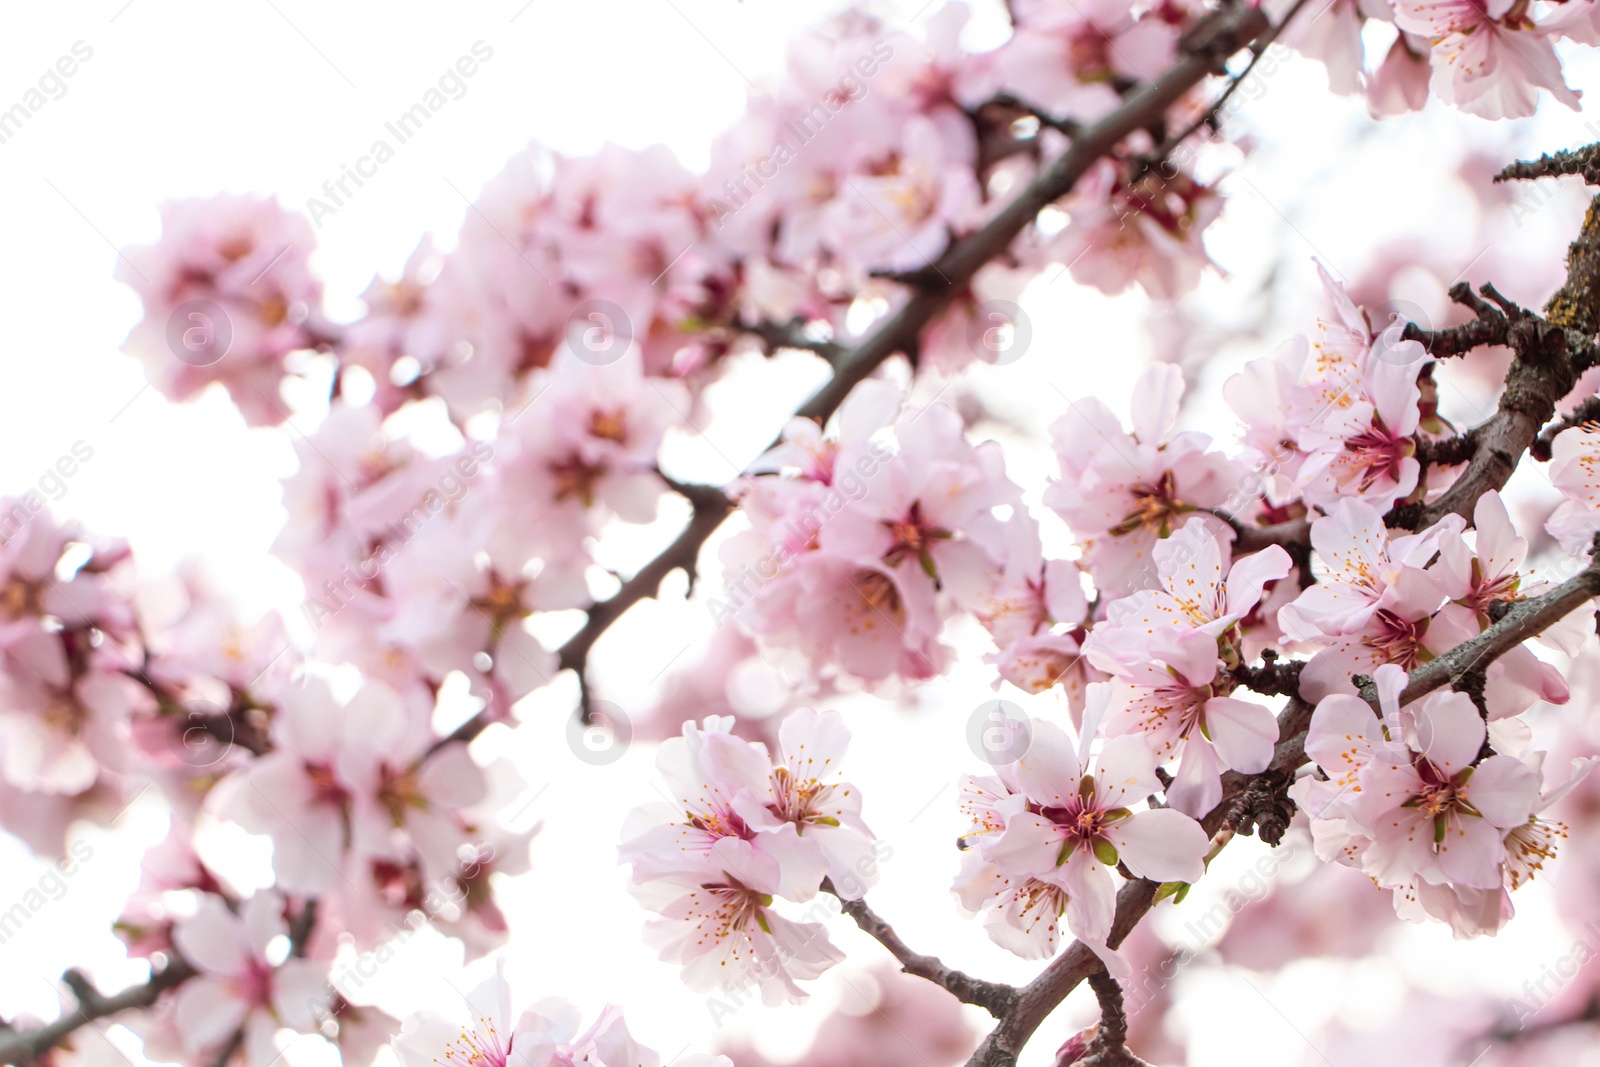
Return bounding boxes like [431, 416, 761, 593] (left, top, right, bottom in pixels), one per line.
[5, 2, 1600, 1066]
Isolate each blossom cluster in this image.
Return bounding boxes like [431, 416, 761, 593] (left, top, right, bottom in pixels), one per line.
[955, 701, 1211, 973]
[1295, 663, 1594, 936]
[7, 0, 1600, 1064]
[718, 383, 1018, 683]
[620, 709, 879, 1004]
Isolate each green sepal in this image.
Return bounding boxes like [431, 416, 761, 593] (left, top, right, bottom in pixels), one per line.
[1153, 880, 1192, 905]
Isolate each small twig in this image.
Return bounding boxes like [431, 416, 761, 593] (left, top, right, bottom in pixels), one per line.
[1227, 515, 1313, 553]
[1496, 145, 1600, 185]
[1402, 281, 1509, 357]
[206, 1027, 245, 1067]
[746, 319, 848, 367]
[555, 477, 732, 725]
[825, 881, 1017, 1016]
[289, 898, 318, 958]
[1135, 0, 1311, 176]
[1480, 281, 1526, 319]
[1397, 550, 1600, 706]
[1533, 394, 1600, 460]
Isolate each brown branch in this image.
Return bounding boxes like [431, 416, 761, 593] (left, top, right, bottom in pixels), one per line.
[1402, 281, 1510, 358]
[745, 319, 848, 368]
[1397, 549, 1600, 706]
[1230, 650, 1303, 698]
[1078, 970, 1151, 1066]
[0, 959, 196, 1066]
[1134, 0, 1310, 177]
[557, 477, 732, 661]
[1416, 432, 1478, 468]
[1227, 515, 1312, 554]
[557, 477, 732, 725]
[1496, 145, 1600, 186]
[825, 882, 1018, 1016]
[1387, 286, 1581, 532]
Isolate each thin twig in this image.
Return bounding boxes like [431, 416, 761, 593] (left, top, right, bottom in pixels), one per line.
[825, 881, 1018, 1016]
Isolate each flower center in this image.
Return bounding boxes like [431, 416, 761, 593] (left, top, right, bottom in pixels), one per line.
[1111, 470, 1183, 536]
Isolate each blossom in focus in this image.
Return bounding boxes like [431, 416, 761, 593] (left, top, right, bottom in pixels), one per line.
[1045, 362, 1244, 598]
[958, 708, 1210, 973]
[1393, 0, 1581, 119]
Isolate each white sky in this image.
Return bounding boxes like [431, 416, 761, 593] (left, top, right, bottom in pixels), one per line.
[4, 2, 1600, 1066]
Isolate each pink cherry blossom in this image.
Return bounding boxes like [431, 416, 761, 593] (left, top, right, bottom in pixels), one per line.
[1367, 34, 1433, 116]
[722, 391, 1016, 683]
[1086, 629, 1279, 818]
[172, 891, 330, 1067]
[962, 715, 1210, 972]
[396, 960, 733, 1067]
[1279, 497, 1458, 642]
[952, 850, 1078, 961]
[632, 836, 845, 1004]
[975, 516, 1097, 702]
[1094, 521, 1291, 660]
[732, 707, 879, 900]
[1546, 421, 1600, 556]
[1045, 362, 1244, 597]
[1051, 156, 1224, 300]
[1226, 263, 1435, 515]
[1393, 0, 1581, 119]
[1430, 491, 1572, 716]
[622, 710, 876, 902]
[500, 347, 686, 561]
[1292, 266, 1431, 512]
[1298, 674, 1543, 902]
[216, 678, 372, 893]
[1361, 694, 1538, 891]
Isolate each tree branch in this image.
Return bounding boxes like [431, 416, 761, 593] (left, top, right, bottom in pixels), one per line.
[1397, 549, 1600, 706]
[745, 318, 848, 368]
[1387, 286, 1581, 532]
[1225, 514, 1312, 554]
[1496, 145, 1600, 186]
[0, 959, 196, 1066]
[824, 881, 1018, 1017]
[1079, 970, 1149, 1066]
